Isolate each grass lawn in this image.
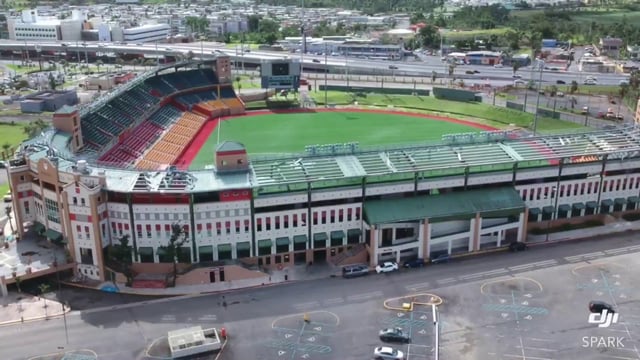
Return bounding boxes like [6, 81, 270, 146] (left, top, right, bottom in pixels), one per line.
[0, 183, 8, 197]
[309, 91, 586, 132]
[444, 28, 512, 40]
[571, 10, 640, 24]
[0, 122, 27, 150]
[190, 112, 480, 167]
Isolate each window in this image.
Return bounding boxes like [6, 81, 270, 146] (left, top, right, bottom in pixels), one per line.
[76, 225, 82, 239]
[136, 224, 142, 238]
[80, 248, 93, 265]
[73, 197, 77, 205]
[235, 220, 240, 234]
[24, 201, 30, 215]
[81, 198, 86, 206]
[146, 225, 152, 238]
[244, 220, 250, 233]
[44, 198, 60, 224]
[85, 226, 90, 240]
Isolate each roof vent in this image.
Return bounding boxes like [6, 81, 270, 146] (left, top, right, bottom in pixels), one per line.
[77, 160, 87, 172]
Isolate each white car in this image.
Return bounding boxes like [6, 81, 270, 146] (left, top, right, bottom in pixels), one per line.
[375, 262, 399, 274]
[374, 346, 404, 360]
[584, 79, 597, 85]
[494, 63, 504, 68]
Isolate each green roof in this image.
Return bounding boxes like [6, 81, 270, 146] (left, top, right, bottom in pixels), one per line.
[216, 141, 246, 152]
[364, 187, 525, 225]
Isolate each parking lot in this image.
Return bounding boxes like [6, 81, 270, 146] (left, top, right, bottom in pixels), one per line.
[437, 252, 640, 360]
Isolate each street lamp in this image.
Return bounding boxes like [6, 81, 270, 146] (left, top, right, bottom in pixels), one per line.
[324, 43, 328, 107]
[532, 59, 545, 136]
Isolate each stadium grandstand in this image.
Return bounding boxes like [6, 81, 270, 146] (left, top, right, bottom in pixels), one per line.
[7, 56, 640, 287]
[78, 58, 242, 170]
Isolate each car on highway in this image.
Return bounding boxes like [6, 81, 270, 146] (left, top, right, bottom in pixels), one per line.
[312, 59, 320, 63]
[388, 65, 398, 70]
[431, 253, 451, 264]
[513, 79, 526, 86]
[379, 328, 411, 343]
[584, 79, 597, 85]
[589, 300, 615, 314]
[512, 74, 522, 79]
[374, 346, 404, 360]
[375, 262, 399, 274]
[494, 63, 504, 68]
[556, 80, 566, 84]
[620, 79, 630, 86]
[509, 242, 528, 252]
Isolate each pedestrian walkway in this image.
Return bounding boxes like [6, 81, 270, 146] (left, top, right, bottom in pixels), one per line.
[0, 292, 69, 326]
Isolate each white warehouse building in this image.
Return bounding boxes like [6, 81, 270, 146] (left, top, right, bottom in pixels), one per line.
[122, 23, 171, 43]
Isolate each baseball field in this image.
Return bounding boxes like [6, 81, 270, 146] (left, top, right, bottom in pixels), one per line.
[177, 109, 496, 169]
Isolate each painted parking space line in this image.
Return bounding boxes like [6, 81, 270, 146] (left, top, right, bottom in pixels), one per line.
[197, 314, 217, 321]
[626, 245, 640, 251]
[502, 353, 553, 360]
[347, 291, 383, 302]
[531, 260, 557, 267]
[508, 263, 537, 271]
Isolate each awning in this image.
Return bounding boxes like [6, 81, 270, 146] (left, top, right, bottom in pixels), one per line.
[542, 206, 555, 214]
[628, 196, 640, 204]
[258, 239, 272, 248]
[364, 187, 525, 224]
[236, 242, 251, 251]
[138, 247, 153, 256]
[528, 207, 541, 216]
[276, 237, 290, 246]
[313, 232, 328, 242]
[330, 230, 345, 240]
[601, 199, 614, 207]
[558, 204, 571, 212]
[217, 243, 232, 252]
[45, 228, 62, 242]
[347, 229, 362, 237]
[572, 203, 585, 210]
[293, 235, 308, 244]
[614, 198, 626, 205]
[586, 201, 598, 208]
[31, 221, 45, 234]
[198, 246, 214, 255]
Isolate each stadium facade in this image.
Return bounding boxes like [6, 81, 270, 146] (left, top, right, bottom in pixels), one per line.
[7, 58, 640, 284]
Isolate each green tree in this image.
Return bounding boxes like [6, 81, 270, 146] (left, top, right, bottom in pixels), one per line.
[108, 234, 134, 286]
[48, 73, 57, 90]
[410, 12, 426, 25]
[95, 59, 103, 72]
[159, 223, 189, 287]
[38, 283, 51, 314]
[418, 25, 439, 48]
[570, 80, 578, 94]
[4, 204, 13, 234]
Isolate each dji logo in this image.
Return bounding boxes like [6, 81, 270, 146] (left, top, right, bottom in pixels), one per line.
[588, 309, 619, 328]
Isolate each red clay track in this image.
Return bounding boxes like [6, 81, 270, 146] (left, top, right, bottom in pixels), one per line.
[173, 108, 498, 168]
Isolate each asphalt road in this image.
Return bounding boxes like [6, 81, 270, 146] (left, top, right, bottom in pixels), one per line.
[4, 232, 640, 360]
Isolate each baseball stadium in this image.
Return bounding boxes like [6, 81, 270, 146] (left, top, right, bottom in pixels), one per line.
[6, 56, 640, 288]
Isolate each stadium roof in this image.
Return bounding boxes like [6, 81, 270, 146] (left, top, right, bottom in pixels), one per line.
[21, 126, 640, 194]
[249, 126, 640, 187]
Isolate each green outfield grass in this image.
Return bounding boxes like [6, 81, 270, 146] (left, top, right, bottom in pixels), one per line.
[0, 122, 27, 150]
[189, 112, 480, 168]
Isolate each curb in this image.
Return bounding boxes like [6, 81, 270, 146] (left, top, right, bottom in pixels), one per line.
[0, 308, 71, 327]
[214, 336, 229, 360]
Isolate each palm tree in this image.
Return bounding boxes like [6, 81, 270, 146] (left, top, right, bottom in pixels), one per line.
[38, 283, 51, 318]
[95, 59, 103, 72]
[59, 59, 68, 75]
[1, 142, 10, 157]
[4, 205, 14, 234]
[618, 83, 629, 115]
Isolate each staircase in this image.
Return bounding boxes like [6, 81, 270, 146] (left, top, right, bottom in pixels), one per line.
[331, 243, 368, 266]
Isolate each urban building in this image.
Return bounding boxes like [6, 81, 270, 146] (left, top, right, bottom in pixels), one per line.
[122, 23, 171, 43]
[465, 51, 501, 65]
[9, 58, 640, 287]
[7, 9, 86, 41]
[598, 37, 623, 58]
[19, 90, 78, 113]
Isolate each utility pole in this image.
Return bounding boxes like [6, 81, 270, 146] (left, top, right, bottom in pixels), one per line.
[532, 60, 545, 136]
[324, 43, 328, 107]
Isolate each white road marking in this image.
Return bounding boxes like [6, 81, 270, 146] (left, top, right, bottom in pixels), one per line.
[436, 278, 456, 285]
[531, 260, 558, 267]
[347, 291, 383, 301]
[626, 245, 640, 251]
[527, 338, 555, 342]
[517, 346, 558, 352]
[161, 314, 176, 321]
[605, 248, 630, 255]
[323, 297, 344, 306]
[508, 263, 535, 271]
[406, 282, 431, 290]
[566, 251, 605, 262]
[600, 355, 638, 360]
[503, 354, 552, 360]
[198, 314, 217, 321]
[293, 301, 320, 310]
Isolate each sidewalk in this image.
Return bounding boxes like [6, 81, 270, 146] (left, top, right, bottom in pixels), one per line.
[0, 292, 69, 326]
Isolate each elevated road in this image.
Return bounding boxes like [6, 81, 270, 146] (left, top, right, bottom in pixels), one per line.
[0, 40, 629, 85]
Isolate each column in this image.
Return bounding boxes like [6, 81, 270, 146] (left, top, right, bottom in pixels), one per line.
[369, 226, 377, 267]
[472, 213, 481, 251]
[422, 219, 430, 259]
[0, 276, 7, 298]
[518, 210, 527, 243]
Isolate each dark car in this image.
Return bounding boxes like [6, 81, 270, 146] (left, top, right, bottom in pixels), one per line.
[556, 80, 566, 84]
[404, 258, 425, 268]
[589, 301, 615, 314]
[379, 327, 411, 343]
[431, 253, 450, 264]
[312, 59, 321, 63]
[509, 242, 528, 252]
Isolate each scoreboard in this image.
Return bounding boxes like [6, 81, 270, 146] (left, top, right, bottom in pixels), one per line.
[261, 59, 301, 90]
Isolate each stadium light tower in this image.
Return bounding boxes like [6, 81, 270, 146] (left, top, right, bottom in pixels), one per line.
[300, 0, 305, 78]
[532, 59, 545, 136]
